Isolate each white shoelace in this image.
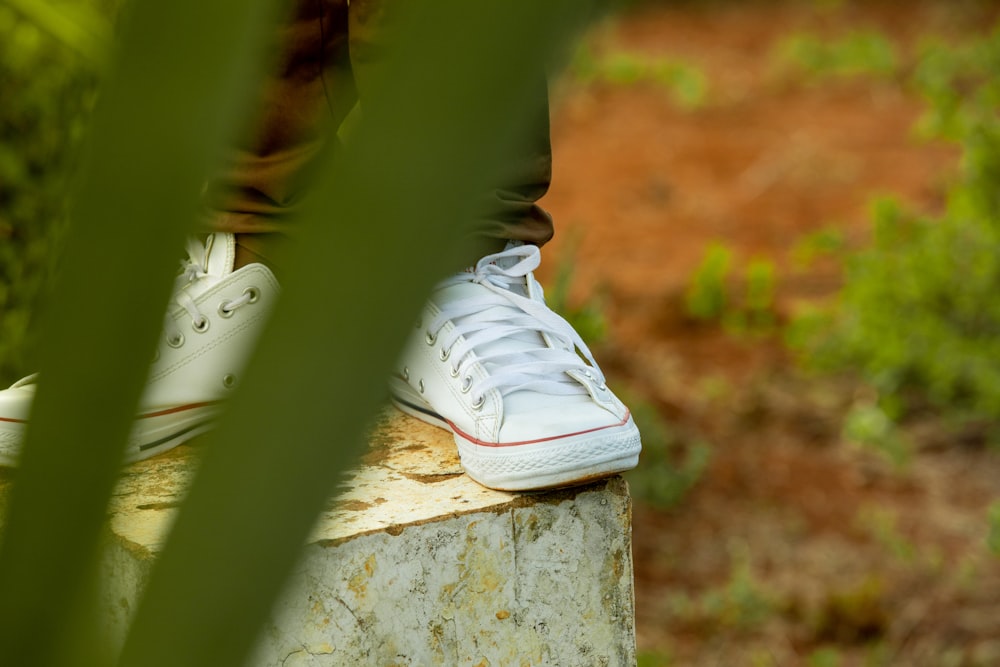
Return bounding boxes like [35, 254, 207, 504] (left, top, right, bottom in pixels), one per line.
[425, 244, 606, 405]
[161, 236, 252, 346]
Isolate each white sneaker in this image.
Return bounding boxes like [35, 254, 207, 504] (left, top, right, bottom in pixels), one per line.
[390, 242, 641, 491]
[0, 233, 279, 466]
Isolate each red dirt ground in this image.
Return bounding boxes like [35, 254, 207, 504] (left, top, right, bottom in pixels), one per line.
[537, 1, 1000, 665]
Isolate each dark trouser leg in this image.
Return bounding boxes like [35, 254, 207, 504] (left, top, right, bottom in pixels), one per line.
[206, 0, 555, 269]
[203, 0, 355, 270]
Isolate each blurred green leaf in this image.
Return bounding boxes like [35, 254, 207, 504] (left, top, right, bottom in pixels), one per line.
[685, 243, 732, 321]
[0, 0, 289, 661]
[773, 29, 898, 81]
[3, 0, 111, 64]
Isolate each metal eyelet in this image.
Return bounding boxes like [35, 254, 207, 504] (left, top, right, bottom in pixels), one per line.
[460, 376, 473, 393]
[471, 395, 485, 410]
[439, 347, 450, 362]
[449, 365, 460, 378]
[244, 287, 260, 303]
[218, 301, 234, 318]
[425, 331, 437, 346]
[418, 380, 425, 394]
[223, 374, 237, 389]
[402, 367, 410, 381]
[166, 333, 185, 348]
[192, 317, 210, 333]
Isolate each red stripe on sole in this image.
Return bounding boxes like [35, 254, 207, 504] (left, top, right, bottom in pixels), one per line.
[444, 410, 632, 448]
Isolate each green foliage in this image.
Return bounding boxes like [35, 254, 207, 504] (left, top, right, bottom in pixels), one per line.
[843, 401, 911, 470]
[668, 543, 775, 631]
[0, 0, 104, 384]
[544, 241, 608, 345]
[773, 29, 899, 81]
[857, 507, 916, 564]
[791, 226, 846, 268]
[807, 647, 843, 667]
[912, 30, 1000, 141]
[988, 501, 1000, 557]
[684, 243, 731, 321]
[796, 25, 1000, 425]
[3, 0, 110, 63]
[636, 649, 674, 667]
[740, 259, 777, 332]
[623, 393, 710, 510]
[571, 41, 707, 108]
[685, 244, 779, 336]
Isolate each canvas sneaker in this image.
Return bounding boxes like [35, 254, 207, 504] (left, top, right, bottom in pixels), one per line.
[0, 233, 279, 466]
[389, 242, 641, 491]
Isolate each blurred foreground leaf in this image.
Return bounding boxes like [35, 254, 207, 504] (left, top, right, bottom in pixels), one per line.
[0, 0, 599, 665]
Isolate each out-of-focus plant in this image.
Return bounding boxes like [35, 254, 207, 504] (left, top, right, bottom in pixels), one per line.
[988, 501, 1000, 557]
[856, 507, 917, 565]
[842, 399, 912, 471]
[684, 243, 732, 322]
[623, 393, 710, 510]
[636, 649, 675, 667]
[739, 259, 777, 334]
[667, 543, 775, 632]
[772, 29, 899, 81]
[685, 244, 779, 336]
[794, 24, 1000, 430]
[912, 30, 1000, 141]
[571, 41, 707, 108]
[0, 0, 109, 384]
[790, 226, 846, 269]
[544, 238, 609, 346]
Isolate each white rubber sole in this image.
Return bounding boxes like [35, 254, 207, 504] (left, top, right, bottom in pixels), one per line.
[390, 386, 641, 492]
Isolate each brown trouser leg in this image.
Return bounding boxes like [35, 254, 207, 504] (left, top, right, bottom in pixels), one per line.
[205, 0, 555, 272]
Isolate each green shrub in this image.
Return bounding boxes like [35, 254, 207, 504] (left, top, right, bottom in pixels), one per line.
[668, 543, 775, 632]
[773, 29, 898, 81]
[571, 41, 707, 108]
[842, 401, 911, 470]
[685, 244, 779, 336]
[623, 393, 710, 510]
[544, 239, 609, 346]
[989, 501, 1000, 557]
[684, 243, 732, 321]
[797, 25, 1000, 425]
[0, 2, 103, 384]
[791, 226, 846, 268]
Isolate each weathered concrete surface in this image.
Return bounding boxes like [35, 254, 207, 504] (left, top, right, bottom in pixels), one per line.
[100, 409, 637, 666]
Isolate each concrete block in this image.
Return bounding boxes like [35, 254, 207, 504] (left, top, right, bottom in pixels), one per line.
[100, 410, 637, 666]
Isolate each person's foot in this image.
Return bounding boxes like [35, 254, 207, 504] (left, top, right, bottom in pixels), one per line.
[0, 233, 278, 466]
[389, 242, 641, 491]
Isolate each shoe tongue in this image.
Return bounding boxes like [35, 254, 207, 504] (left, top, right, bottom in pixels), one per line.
[204, 233, 236, 277]
[494, 240, 525, 269]
[177, 233, 236, 300]
[469, 240, 531, 297]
